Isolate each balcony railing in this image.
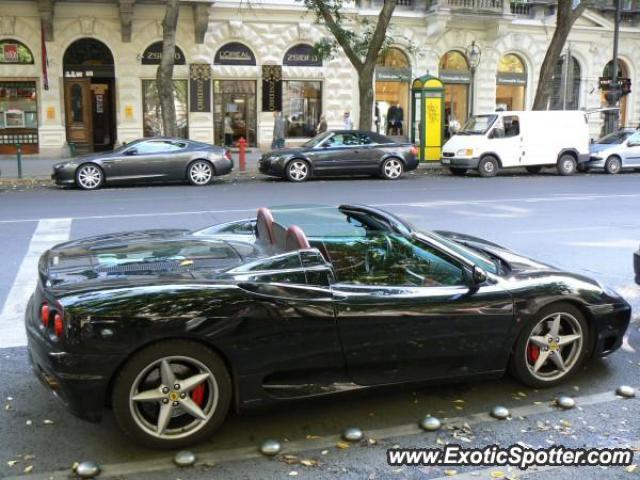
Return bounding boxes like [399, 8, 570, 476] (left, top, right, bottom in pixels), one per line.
[430, 0, 504, 13]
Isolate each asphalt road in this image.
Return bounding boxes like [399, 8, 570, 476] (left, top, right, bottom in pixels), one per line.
[0, 169, 639, 479]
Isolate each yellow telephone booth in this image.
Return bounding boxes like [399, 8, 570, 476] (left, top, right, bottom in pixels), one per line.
[411, 75, 445, 162]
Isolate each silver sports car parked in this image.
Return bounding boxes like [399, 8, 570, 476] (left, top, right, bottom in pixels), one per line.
[52, 138, 233, 190]
[587, 128, 640, 174]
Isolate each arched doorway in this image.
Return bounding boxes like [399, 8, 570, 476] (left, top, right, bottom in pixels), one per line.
[549, 55, 581, 110]
[601, 59, 630, 127]
[63, 38, 116, 152]
[375, 48, 411, 135]
[439, 51, 470, 139]
[495, 54, 527, 111]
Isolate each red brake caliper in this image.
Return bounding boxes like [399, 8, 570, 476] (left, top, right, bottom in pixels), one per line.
[527, 343, 540, 364]
[191, 384, 206, 406]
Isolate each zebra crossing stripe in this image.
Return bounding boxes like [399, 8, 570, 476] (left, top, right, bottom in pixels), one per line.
[0, 218, 72, 349]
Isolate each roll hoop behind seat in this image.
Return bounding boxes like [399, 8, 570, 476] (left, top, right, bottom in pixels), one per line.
[285, 225, 311, 251]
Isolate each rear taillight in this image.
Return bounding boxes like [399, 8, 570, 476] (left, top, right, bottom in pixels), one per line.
[225, 150, 233, 161]
[41, 304, 50, 327]
[410, 145, 419, 156]
[54, 313, 64, 338]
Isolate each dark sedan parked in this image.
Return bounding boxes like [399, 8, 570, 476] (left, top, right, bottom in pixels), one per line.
[27, 205, 630, 448]
[259, 130, 419, 181]
[52, 138, 233, 190]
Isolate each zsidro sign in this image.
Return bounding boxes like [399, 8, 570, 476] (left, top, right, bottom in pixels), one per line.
[283, 44, 322, 67]
[141, 42, 186, 65]
[214, 43, 256, 66]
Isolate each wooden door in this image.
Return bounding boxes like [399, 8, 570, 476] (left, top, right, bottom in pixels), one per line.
[64, 78, 93, 151]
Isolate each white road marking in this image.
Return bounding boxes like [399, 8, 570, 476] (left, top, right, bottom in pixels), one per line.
[563, 239, 640, 249]
[0, 218, 72, 348]
[2, 192, 640, 224]
[6, 386, 637, 480]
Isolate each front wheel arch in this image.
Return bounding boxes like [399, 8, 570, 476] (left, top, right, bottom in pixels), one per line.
[285, 158, 312, 181]
[75, 163, 105, 189]
[186, 159, 215, 184]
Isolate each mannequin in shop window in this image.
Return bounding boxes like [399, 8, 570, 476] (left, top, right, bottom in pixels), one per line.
[224, 113, 234, 147]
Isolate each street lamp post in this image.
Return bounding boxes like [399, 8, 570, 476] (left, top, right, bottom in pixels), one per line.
[466, 41, 482, 117]
[605, 0, 622, 134]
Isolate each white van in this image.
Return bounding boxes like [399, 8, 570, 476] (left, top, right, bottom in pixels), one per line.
[441, 111, 590, 177]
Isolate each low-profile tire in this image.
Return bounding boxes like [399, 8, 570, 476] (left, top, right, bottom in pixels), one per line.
[604, 156, 622, 175]
[381, 157, 405, 180]
[510, 303, 590, 388]
[557, 154, 577, 176]
[187, 160, 214, 186]
[478, 156, 499, 177]
[75, 163, 104, 190]
[449, 167, 467, 176]
[285, 159, 311, 182]
[525, 166, 543, 174]
[112, 340, 232, 449]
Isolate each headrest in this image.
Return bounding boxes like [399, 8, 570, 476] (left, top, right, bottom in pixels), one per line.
[256, 207, 275, 244]
[285, 225, 311, 251]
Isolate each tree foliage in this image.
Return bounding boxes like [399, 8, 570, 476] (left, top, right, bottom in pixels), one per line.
[300, 0, 400, 130]
[533, 0, 589, 110]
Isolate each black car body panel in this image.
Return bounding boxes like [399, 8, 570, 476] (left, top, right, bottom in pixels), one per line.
[26, 205, 631, 423]
[52, 138, 233, 187]
[258, 131, 419, 178]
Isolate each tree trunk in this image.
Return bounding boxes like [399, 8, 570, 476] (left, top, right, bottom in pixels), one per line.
[156, 0, 180, 137]
[358, 65, 375, 130]
[532, 0, 587, 110]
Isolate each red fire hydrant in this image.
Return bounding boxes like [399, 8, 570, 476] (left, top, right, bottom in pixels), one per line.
[237, 137, 247, 172]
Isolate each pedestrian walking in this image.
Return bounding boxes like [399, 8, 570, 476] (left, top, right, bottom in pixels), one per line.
[343, 111, 354, 130]
[316, 115, 327, 135]
[273, 111, 285, 149]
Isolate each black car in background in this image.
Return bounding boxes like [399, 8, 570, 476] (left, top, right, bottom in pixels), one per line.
[259, 131, 419, 181]
[27, 204, 630, 448]
[52, 138, 233, 190]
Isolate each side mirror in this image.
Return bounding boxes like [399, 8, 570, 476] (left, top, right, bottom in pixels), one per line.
[471, 266, 488, 285]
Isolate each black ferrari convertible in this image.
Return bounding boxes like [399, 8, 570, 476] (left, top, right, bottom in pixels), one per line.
[27, 205, 630, 448]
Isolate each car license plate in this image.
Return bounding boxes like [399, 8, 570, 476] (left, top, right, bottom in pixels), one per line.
[441, 158, 450, 164]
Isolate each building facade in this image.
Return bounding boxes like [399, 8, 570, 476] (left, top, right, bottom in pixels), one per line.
[0, 0, 638, 156]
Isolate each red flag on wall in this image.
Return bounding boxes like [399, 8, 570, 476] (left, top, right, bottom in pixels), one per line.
[41, 20, 49, 90]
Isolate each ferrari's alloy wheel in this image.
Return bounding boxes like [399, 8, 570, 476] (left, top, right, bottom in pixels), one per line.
[129, 356, 218, 440]
[511, 304, 589, 388]
[113, 341, 231, 448]
[286, 160, 310, 182]
[76, 164, 103, 190]
[188, 161, 213, 185]
[382, 158, 404, 179]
